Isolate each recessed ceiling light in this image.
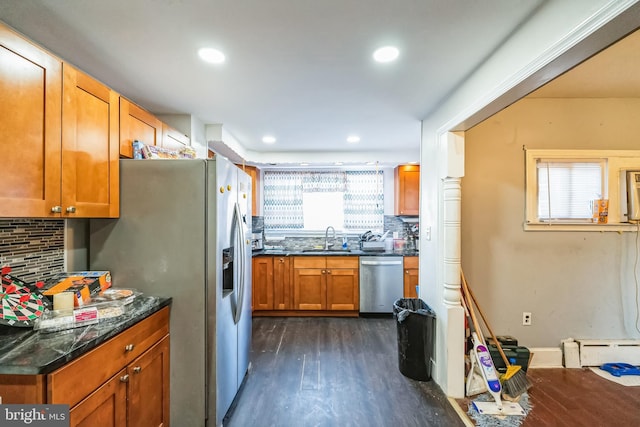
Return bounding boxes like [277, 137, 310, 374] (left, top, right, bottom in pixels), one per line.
[262, 136, 276, 144]
[300, 162, 310, 166]
[334, 162, 343, 166]
[373, 46, 399, 63]
[365, 161, 376, 166]
[346, 135, 360, 143]
[198, 48, 225, 64]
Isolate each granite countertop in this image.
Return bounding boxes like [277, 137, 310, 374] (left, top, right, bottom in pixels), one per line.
[0, 295, 171, 375]
[253, 249, 419, 257]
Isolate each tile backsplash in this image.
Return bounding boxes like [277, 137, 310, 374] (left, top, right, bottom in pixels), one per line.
[253, 215, 418, 250]
[0, 219, 64, 284]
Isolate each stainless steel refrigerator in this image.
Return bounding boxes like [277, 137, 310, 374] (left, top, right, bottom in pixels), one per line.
[89, 157, 252, 427]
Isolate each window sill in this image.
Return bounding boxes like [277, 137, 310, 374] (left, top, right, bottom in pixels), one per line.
[524, 222, 640, 232]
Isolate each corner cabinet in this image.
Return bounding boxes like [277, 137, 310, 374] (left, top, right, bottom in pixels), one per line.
[0, 307, 170, 427]
[394, 165, 420, 216]
[0, 22, 119, 218]
[404, 256, 419, 298]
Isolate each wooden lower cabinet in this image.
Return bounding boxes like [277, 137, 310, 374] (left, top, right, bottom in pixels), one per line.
[293, 257, 359, 312]
[70, 336, 169, 427]
[252, 256, 274, 310]
[273, 256, 291, 310]
[0, 307, 170, 427]
[252, 256, 291, 311]
[253, 255, 358, 314]
[70, 370, 127, 427]
[404, 256, 419, 298]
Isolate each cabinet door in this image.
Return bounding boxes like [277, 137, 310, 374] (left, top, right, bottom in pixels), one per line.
[69, 369, 127, 427]
[394, 165, 420, 215]
[119, 97, 162, 158]
[252, 257, 274, 310]
[0, 23, 62, 217]
[127, 336, 170, 427]
[161, 122, 189, 151]
[404, 256, 419, 298]
[326, 268, 359, 311]
[273, 256, 290, 310]
[293, 268, 326, 310]
[62, 65, 119, 218]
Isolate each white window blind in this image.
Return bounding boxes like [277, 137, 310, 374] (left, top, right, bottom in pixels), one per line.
[536, 160, 604, 221]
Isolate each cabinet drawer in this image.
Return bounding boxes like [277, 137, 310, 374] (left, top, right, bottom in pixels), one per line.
[293, 257, 325, 268]
[404, 256, 418, 269]
[48, 307, 169, 407]
[326, 257, 358, 269]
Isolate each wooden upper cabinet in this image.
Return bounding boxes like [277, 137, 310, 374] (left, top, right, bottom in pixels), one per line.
[119, 97, 162, 158]
[239, 165, 261, 216]
[0, 22, 62, 217]
[394, 165, 420, 215]
[161, 123, 189, 151]
[62, 65, 119, 218]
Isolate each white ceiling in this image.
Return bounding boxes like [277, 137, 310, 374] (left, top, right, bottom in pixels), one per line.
[0, 0, 583, 166]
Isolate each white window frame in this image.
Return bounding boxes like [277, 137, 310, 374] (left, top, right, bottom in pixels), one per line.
[525, 149, 640, 231]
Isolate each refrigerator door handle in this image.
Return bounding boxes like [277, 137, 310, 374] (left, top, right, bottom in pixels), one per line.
[233, 202, 245, 325]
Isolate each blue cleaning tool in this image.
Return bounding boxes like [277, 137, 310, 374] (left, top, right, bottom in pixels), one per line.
[601, 363, 640, 377]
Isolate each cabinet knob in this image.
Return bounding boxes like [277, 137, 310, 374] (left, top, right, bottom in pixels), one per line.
[66, 206, 76, 213]
[51, 206, 62, 213]
[133, 366, 142, 374]
[327, 270, 331, 274]
[406, 270, 409, 274]
[120, 374, 129, 383]
[322, 270, 326, 274]
[124, 344, 135, 352]
[279, 258, 284, 263]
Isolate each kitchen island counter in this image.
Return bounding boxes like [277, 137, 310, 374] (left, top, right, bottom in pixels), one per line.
[0, 295, 171, 375]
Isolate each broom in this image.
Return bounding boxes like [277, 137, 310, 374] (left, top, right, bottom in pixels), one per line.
[461, 270, 532, 399]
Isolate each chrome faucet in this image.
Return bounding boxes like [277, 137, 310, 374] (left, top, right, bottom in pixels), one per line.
[324, 226, 336, 250]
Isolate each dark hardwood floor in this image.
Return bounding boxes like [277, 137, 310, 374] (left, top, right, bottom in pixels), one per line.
[225, 316, 465, 427]
[455, 368, 640, 426]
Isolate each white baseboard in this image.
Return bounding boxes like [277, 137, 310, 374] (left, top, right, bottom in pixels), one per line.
[528, 347, 563, 368]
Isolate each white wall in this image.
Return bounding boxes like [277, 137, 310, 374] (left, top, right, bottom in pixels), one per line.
[463, 97, 640, 346]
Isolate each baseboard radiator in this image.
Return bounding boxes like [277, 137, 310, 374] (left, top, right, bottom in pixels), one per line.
[574, 339, 640, 367]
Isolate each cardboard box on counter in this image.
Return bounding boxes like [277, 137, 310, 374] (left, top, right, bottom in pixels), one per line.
[42, 271, 112, 307]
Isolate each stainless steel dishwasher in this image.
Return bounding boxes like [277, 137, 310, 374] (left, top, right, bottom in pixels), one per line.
[359, 256, 404, 313]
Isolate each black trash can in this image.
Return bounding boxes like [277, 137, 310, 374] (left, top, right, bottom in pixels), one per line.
[393, 298, 436, 381]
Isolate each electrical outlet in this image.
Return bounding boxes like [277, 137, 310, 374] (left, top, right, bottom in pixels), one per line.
[522, 312, 532, 325]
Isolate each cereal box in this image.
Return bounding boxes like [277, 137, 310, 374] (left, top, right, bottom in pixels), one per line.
[42, 271, 112, 307]
[592, 199, 609, 224]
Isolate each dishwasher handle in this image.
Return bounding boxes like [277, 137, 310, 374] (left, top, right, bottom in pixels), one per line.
[361, 260, 403, 266]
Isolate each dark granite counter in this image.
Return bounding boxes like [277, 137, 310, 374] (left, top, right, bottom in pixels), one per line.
[253, 249, 419, 257]
[0, 295, 171, 375]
